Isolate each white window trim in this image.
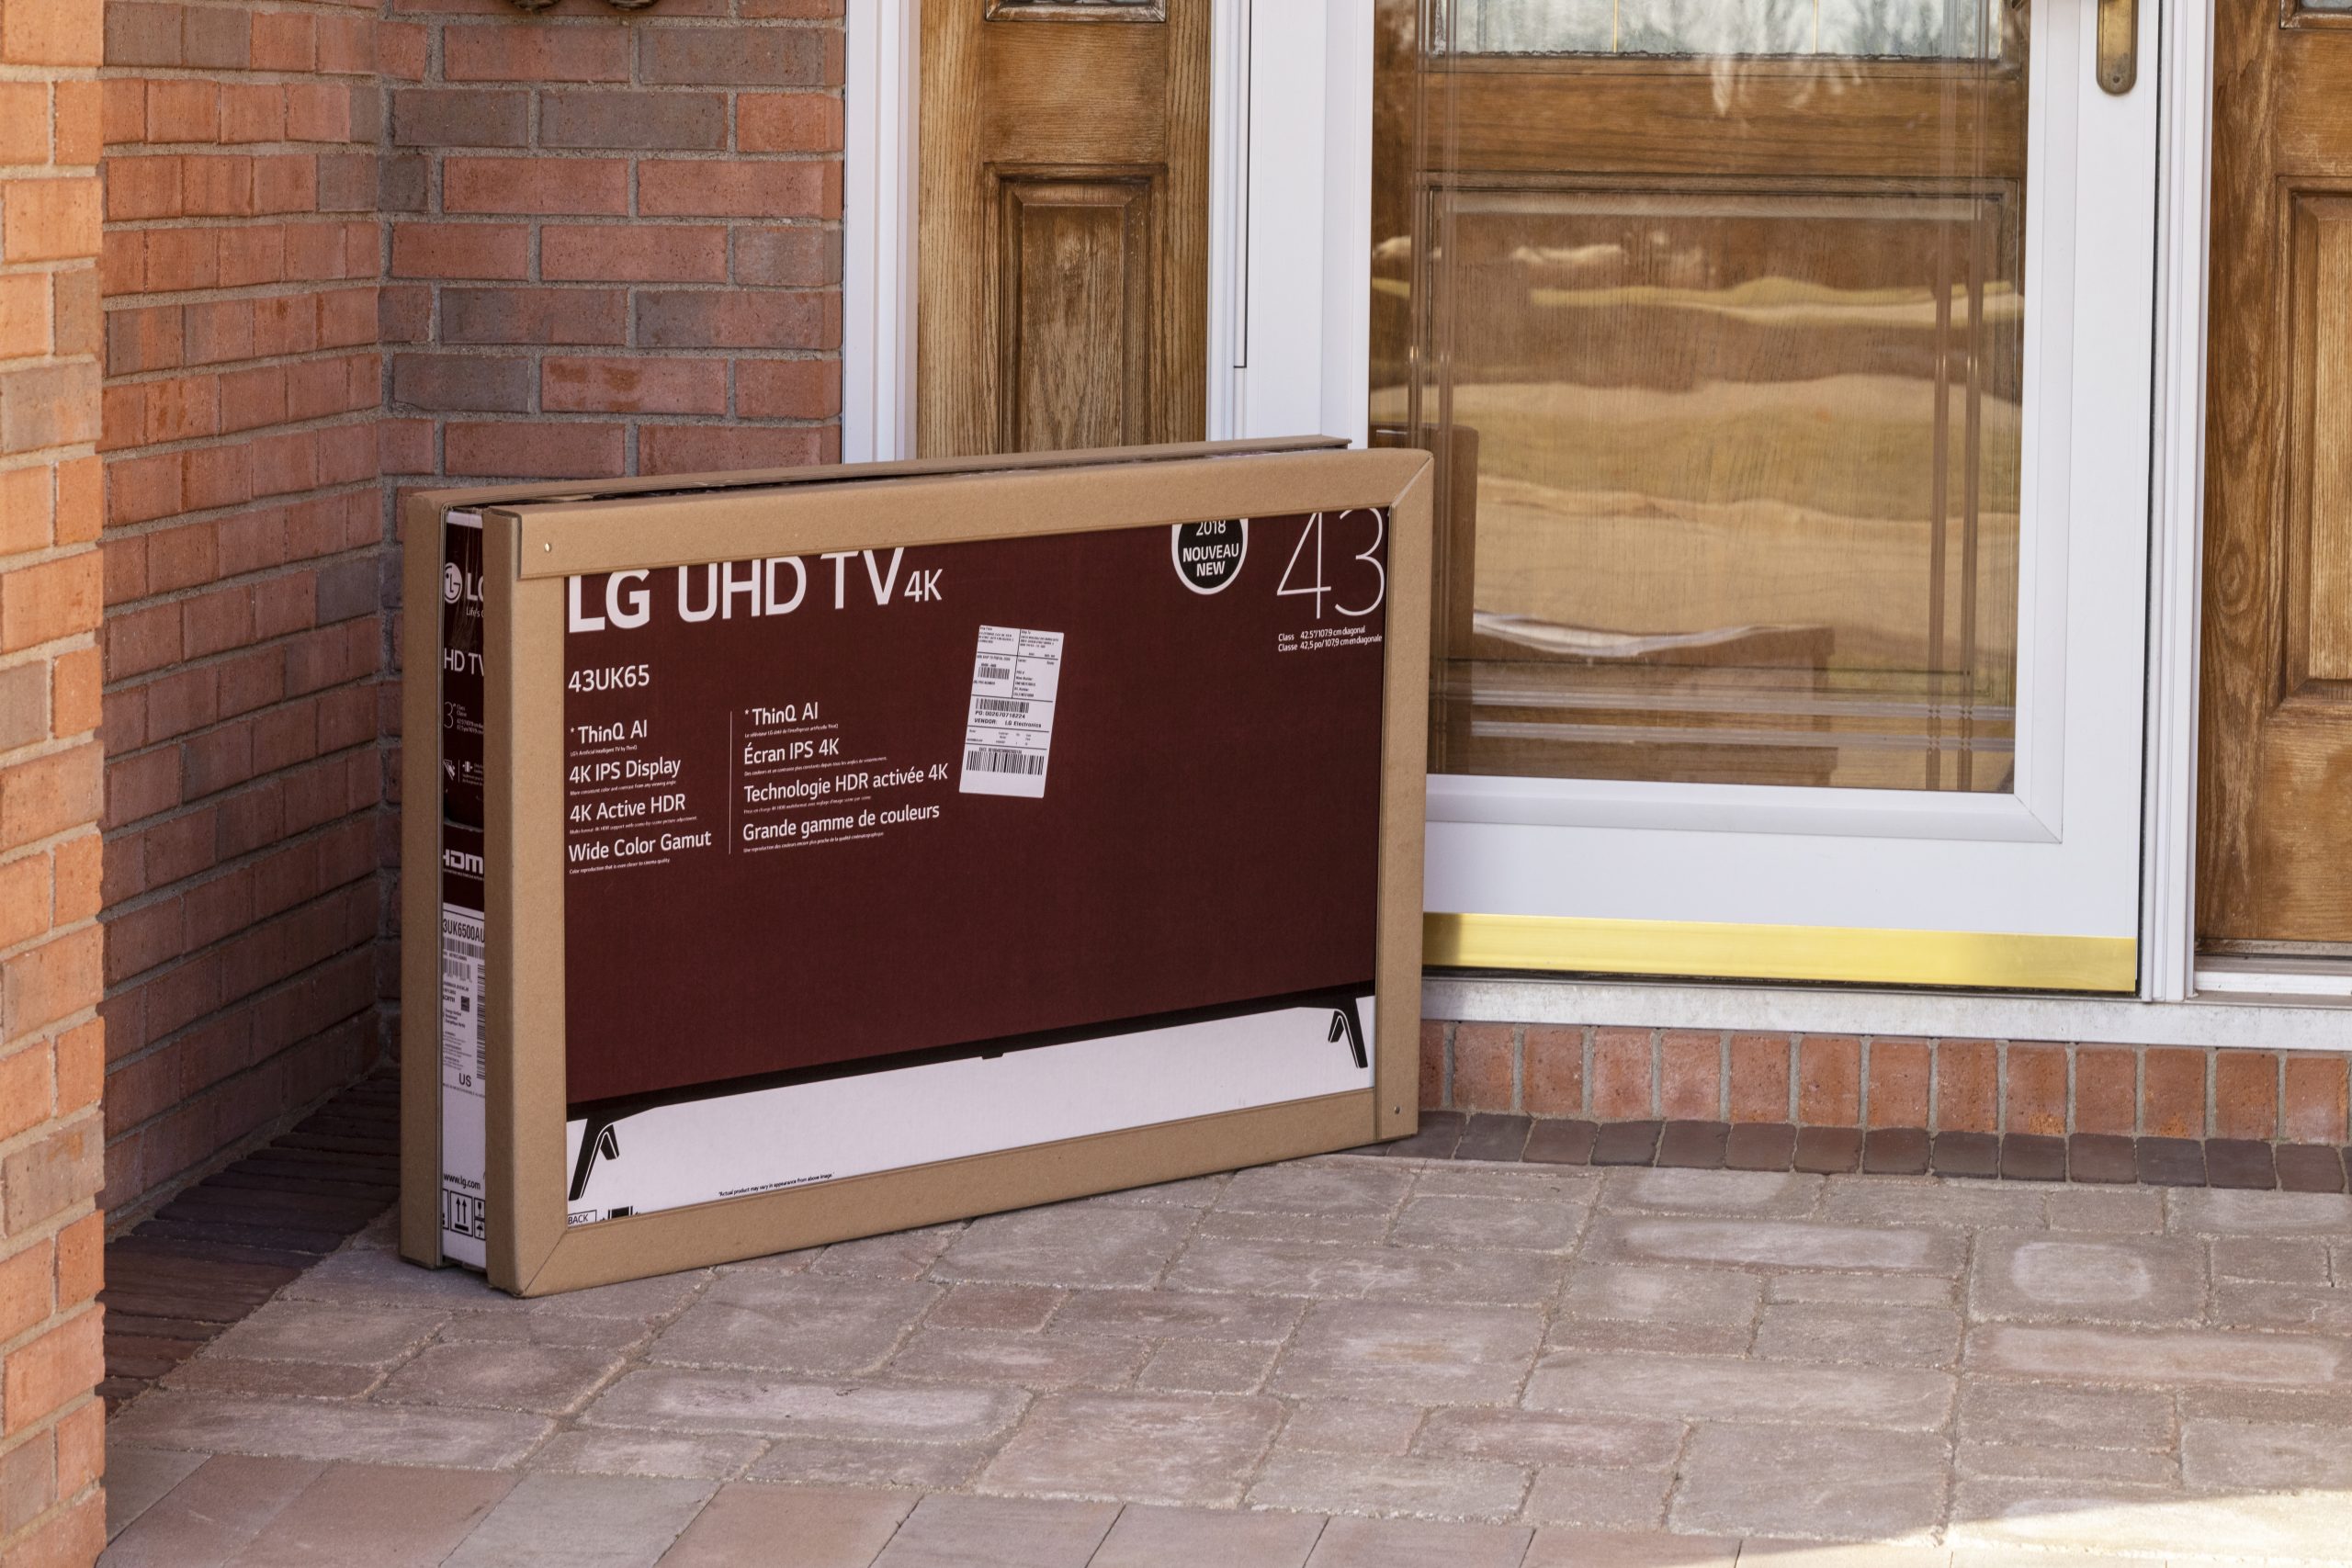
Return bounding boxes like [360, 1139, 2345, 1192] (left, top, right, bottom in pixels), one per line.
[842, 0, 918, 466]
[843, 2, 2338, 1042]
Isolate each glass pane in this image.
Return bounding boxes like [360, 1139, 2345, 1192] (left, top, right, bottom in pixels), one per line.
[1439, 0, 2003, 58]
[1375, 0, 2029, 792]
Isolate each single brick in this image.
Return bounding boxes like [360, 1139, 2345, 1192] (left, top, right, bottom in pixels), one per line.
[1726, 1032, 1791, 1123]
[540, 91, 727, 151]
[2282, 1055, 2350, 1145]
[1792, 1125, 1860, 1174]
[1656, 1119, 1727, 1169]
[639, 159, 837, 220]
[443, 22, 629, 84]
[737, 92, 844, 153]
[2004, 1041, 2067, 1136]
[390, 88, 527, 149]
[733, 225, 841, 288]
[5, 176, 102, 264]
[1929, 1130, 1999, 1179]
[541, 355, 726, 416]
[1934, 1038, 1999, 1133]
[637, 423, 830, 475]
[1797, 1034, 1860, 1126]
[1590, 1119, 1661, 1167]
[1589, 1027, 1651, 1120]
[179, 4, 249, 70]
[1520, 1023, 1583, 1118]
[639, 27, 829, 86]
[1865, 1037, 1930, 1128]
[1657, 1030, 1720, 1121]
[543, 223, 729, 284]
[392, 353, 534, 414]
[2073, 1045, 2137, 1136]
[2066, 1133, 2137, 1184]
[1379, 1109, 1462, 1160]
[1449, 1021, 1513, 1113]
[2142, 1047, 2207, 1139]
[1454, 1112, 1532, 1163]
[1998, 1134, 2066, 1182]
[441, 288, 628, 347]
[734, 357, 840, 420]
[443, 421, 624, 480]
[1522, 1117, 1597, 1166]
[1861, 1127, 1929, 1176]
[443, 157, 629, 217]
[1724, 1121, 1796, 1170]
[2212, 1049, 2279, 1142]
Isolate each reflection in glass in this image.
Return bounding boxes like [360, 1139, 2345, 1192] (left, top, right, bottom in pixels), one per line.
[1440, 0, 2000, 58]
[1377, 0, 2029, 791]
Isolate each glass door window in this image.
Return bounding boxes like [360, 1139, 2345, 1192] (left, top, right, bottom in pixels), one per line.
[1378, 0, 2161, 990]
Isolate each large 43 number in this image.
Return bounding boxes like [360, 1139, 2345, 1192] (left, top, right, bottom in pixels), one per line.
[1276, 509, 1385, 619]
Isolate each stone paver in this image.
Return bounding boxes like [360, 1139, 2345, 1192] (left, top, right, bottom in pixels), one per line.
[1672, 1426, 1949, 1542]
[1968, 1234, 2207, 1325]
[102, 1448, 207, 1541]
[582, 1368, 1026, 1441]
[978, 1392, 1282, 1506]
[1090, 1504, 1325, 1568]
[226, 1461, 514, 1567]
[656, 1485, 912, 1568]
[1248, 1449, 1532, 1522]
[1526, 1352, 1954, 1429]
[649, 1272, 938, 1374]
[441, 1474, 712, 1568]
[95, 1158, 2352, 1568]
[872, 1494, 1118, 1567]
[107, 1393, 554, 1469]
[1272, 1302, 1542, 1404]
[101, 1456, 324, 1568]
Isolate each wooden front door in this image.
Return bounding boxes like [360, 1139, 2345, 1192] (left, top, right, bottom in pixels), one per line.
[2199, 5, 2352, 951]
[916, 0, 1209, 458]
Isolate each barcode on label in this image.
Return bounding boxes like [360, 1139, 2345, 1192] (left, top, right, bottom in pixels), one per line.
[444, 934, 483, 963]
[977, 662, 1012, 681]
[966, 747, 1046, 775]
[973, 697, 1028, 716]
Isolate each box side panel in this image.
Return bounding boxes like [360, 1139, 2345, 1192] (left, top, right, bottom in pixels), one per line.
[1375, 464, 1436, 1139]
[399, 498, 446, 1268]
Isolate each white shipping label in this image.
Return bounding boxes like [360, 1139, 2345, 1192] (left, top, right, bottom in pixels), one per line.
[438, 901, 487, 1267]
[959, 626, 1064, 799]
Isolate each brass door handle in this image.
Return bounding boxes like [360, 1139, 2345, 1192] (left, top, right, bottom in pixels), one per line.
[2097, 0, 2138, 95]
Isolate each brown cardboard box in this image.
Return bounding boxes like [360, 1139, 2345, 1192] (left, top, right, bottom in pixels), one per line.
[400, 439, 1432, 1294]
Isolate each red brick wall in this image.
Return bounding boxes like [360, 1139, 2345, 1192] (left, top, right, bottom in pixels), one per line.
[85, 0, 846, 1224]
[1, 0, 111, 1558]
[376, 0, 843, 489]
[96, 0, 384, 1218]
[1422, 1021, 2352, 1145]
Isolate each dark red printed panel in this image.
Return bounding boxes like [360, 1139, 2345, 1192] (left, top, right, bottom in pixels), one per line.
[560, 509, 1391, 1109]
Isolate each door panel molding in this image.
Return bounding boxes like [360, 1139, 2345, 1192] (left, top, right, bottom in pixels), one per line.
[915, 0, 1207, 458]
[996, 173, 1158, 450]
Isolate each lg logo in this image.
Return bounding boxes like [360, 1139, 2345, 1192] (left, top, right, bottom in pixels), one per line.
[443, 563, 464, 604]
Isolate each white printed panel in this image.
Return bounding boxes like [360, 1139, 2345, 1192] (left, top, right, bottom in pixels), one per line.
[564, 996, 1374, 1224]
[438, 908, 487, 1268]
[959, 625, 1064, 798]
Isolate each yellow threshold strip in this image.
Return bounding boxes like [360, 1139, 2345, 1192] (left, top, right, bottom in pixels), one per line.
[1426, 913, 2138, 994]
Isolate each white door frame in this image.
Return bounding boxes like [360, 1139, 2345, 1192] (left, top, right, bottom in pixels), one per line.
[840, 1, 2346, 1042]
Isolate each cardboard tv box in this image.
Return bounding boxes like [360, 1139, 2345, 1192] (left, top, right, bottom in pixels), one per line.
[400, 439, 1433, 1294]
